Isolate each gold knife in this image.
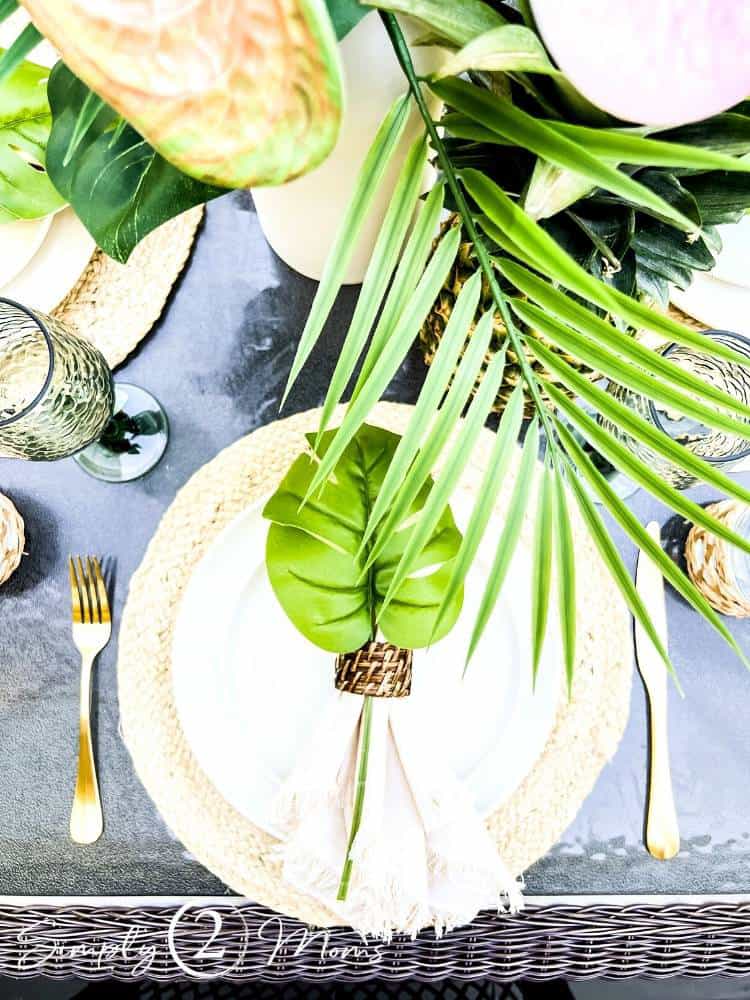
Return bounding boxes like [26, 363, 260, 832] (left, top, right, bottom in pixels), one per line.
[634, 521, 680, 861]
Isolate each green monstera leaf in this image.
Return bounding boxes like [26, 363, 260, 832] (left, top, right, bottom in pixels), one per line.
[263, 424, 463, 653]
[0, 51, 65, 221]
[45, 63, 224, 263]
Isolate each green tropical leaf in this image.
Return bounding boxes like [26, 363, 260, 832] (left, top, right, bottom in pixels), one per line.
[654, 114, 750, 157]
[464, 168, 750, 368]
[0, 53, 66, 222]
[363, 307, 496, 566]
[498, 259, 750, 426]
[370, 0, 506, 47]
[430, 78, 699, 233]
[0, 23, 42, 86]
[436, 25, 560, 79]
[351, 181, 446, 401]
[538, 357, 750, 512]
[554, 422, 677, 682]
[317, 134, 428, 442]
[45, 63, 224, 262]
[430, 384, 524, 640]
[361, 269, 483, 548]
[0, 1, 19, 22]
[531, 456, 554, 682]
[263, 424, 463, 652]
[551, 459, 576, 693]
[541, 376, 750, 558]
[515, 300, 750, 441]
[62, 89, 104, 166]
[545, 121, 750, 174]
[466, 419, 539, 666]
[325, 0, 371, 39]
[281, 93, 411, 405]
[303, 224, 461, 503]
[555, 418, 747, 670]
[524, 159, 597, 220]
[378, 346, 509, 616]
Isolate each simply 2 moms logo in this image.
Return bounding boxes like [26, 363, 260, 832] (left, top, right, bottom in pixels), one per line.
[14, 903, 384, 978]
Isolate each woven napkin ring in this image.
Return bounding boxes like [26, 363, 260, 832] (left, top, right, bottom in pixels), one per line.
[334, 642, 413, 698]
[685, 499, 750, 618]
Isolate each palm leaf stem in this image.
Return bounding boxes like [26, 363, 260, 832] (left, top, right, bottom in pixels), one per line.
[379, 11, 558, 453]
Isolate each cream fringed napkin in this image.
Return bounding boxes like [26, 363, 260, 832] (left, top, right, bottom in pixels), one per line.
[274, 689, 523, 939]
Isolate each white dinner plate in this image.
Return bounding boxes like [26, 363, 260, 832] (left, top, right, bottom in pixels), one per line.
[0, 207, 95, 313]
[0, 215, 52, 288]
[670, 272, 750, 337]
[172, 491, 563, 835]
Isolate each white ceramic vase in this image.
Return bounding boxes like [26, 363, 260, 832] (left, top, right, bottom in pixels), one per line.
[251, 13, 442, 284]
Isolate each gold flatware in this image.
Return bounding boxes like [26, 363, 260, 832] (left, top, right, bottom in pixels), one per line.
[69, 556, 111, 845]
[634, 521, 680, 861]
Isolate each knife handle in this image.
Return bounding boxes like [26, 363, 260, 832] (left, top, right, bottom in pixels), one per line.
[645, 695, 680, 860]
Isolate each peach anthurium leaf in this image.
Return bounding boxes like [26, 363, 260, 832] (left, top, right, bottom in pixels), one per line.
[20, 0, 344, 188]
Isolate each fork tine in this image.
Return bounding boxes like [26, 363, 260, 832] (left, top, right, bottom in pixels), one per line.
[69, 557, 82, 624]
[85, 557, 99, 624]
[90, 557, 111, 624]
[75, 556, 91, 624]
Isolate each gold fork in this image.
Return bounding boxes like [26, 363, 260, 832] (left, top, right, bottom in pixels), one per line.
[69, 556, 111, 844]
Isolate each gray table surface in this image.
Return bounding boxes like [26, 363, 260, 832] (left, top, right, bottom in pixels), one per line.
[0, 192, 748, 901]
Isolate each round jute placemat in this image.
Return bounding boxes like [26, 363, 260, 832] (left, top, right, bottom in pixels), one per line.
[118, 402, 632, 928]
[52, 206, 203, 369]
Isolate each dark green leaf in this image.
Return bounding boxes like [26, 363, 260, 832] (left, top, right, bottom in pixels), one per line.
[46, 63, 224, 262]
[325, 0, 371, 38]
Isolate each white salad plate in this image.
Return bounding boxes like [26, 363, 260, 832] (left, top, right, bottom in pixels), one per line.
[0, 215, 52, 288]
[671, 272, 750, 338]
[1, 207, 96, 313]
[172, 492, 563, 836]
[0, 14, 96, 314]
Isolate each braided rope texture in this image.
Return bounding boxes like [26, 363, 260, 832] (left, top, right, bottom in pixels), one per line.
[686, 500, 750, 617]
[0, 902, 749, 980]
[53, 207, 203, 370]
[335, 642, 413, 697]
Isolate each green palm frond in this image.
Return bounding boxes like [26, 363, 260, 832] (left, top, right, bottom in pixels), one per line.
[284, 10, 750, 683]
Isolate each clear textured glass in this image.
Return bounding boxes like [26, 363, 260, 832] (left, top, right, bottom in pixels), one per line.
[598, 330, 750, 489]
[0, 300, 114, 461]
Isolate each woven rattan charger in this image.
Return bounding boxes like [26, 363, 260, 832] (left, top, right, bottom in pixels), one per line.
[118, 402, 633, 928]
[52, 206, 203, 369]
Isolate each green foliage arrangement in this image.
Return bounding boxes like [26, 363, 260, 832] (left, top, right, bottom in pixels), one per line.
[281, 0, 750, 683]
